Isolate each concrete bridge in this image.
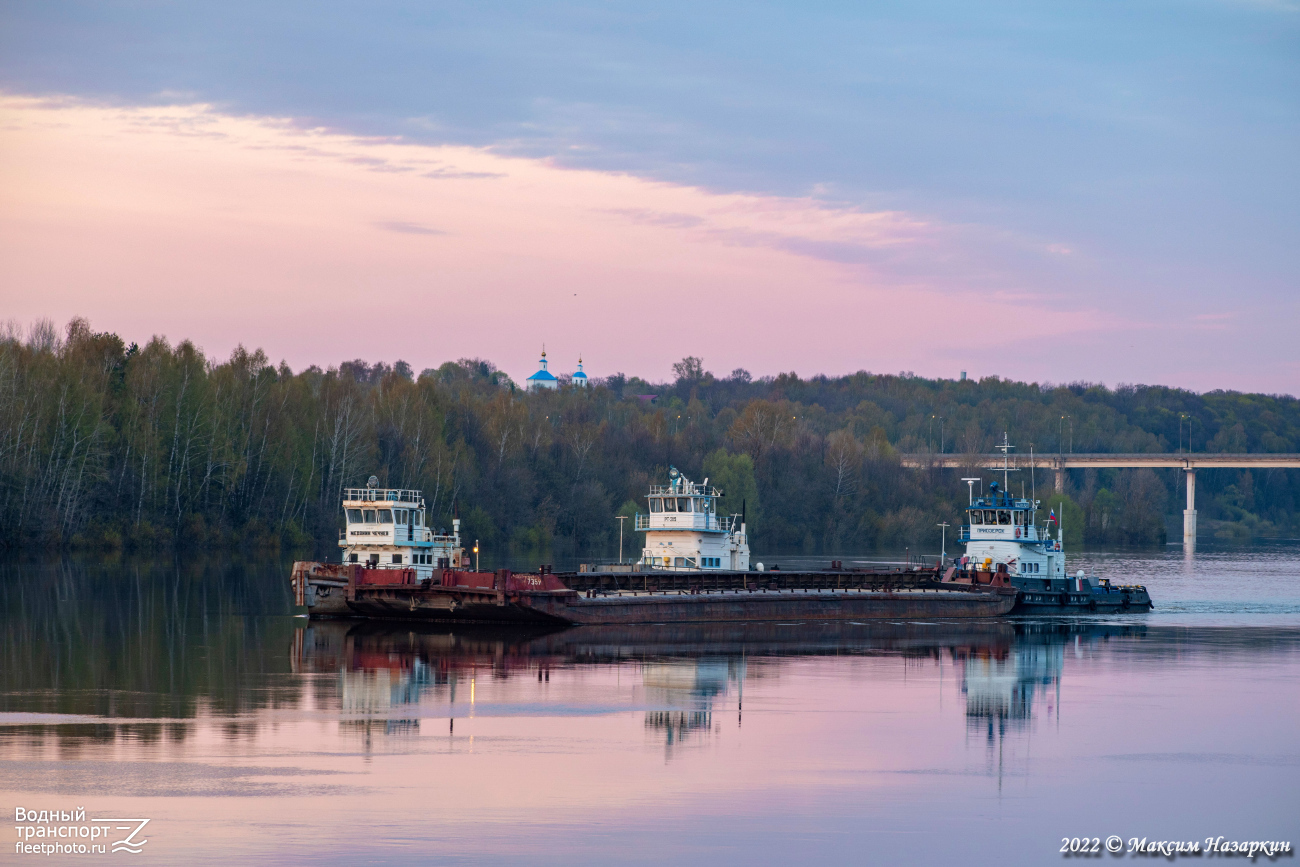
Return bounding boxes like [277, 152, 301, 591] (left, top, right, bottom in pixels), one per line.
[900, 453, 1300, 551]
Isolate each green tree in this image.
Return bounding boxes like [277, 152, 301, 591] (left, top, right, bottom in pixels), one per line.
[703, 449, 759, 528]
[1043, 493, 1085, 549]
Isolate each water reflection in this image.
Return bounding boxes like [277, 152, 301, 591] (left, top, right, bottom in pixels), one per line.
[641, 658, 737, 751]
[959, 629, 1065, 735]
[289, 618, 1157, 757]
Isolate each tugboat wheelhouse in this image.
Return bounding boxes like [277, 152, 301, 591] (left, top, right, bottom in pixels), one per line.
[339, 477, 465, 575]
[635, 467, 750, 570]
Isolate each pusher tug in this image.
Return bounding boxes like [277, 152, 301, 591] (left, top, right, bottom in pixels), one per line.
[636, 467, 749, 571]
[292, 472, 1018, 625]
[942, 436, 1153, 613]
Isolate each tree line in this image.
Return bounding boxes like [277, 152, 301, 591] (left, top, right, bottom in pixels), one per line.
[2, 319, 1298, 558]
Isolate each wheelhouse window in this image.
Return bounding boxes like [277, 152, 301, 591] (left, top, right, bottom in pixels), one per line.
[649, 498, 664, 513]
[378, 509, 394, 523]
[346, 509, 363, 523]
[678, 498, 692, 512]
[983, 510, 997, 524]
[997, 511, 1011, 525]
[363, 509, 377, 523]
[415, 510, 424, 526]
[969, 510, 983, 525]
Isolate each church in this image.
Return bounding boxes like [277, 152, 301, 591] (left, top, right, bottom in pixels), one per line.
[526, 349, 588, 390]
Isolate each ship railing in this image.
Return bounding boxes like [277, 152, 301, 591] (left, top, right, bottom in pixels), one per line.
[647, 484, 721, 497]
[635, 513, 740, 533]
[343, 488, 423, 503]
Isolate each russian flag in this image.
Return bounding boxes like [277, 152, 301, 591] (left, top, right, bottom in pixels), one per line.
[1048, 509, 1057, 523]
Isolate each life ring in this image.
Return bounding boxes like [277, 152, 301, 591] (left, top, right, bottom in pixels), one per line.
[1015, 527, 1021, 538]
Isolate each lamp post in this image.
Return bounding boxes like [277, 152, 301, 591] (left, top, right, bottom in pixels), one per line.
[937, 522, 950, 562]
[615, 515, 628, 564]
[473, 540, 480, 572]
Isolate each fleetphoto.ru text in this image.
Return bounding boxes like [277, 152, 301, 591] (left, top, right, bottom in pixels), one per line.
[14, 807, 151, 856]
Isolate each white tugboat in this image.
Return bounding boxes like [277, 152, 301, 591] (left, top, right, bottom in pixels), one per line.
[948, 436, 1153, 612]
[635, 467, 750, 571]
[339, 476, 466, 576]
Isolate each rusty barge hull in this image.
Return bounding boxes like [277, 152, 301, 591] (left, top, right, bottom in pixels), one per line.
[293, 562, 1017, 624]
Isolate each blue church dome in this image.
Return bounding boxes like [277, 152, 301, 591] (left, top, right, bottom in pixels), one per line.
[526, 349, 558, 390]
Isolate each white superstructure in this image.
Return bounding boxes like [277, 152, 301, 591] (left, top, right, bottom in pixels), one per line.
[339, 477, 465, 578]
[635, 467, 750, 571]
[958, 436, 1065, 580]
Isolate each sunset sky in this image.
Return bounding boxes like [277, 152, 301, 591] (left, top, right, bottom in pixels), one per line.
[1, 1, 1297, 392]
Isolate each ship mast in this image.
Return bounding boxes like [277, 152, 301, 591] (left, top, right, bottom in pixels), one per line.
[998, 433, 1014, 500]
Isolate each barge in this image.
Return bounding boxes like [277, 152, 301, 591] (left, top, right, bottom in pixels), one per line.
[292, 476, 1017, 625]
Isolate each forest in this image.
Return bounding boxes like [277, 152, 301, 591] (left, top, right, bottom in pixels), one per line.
[2, 318, 1298, 559]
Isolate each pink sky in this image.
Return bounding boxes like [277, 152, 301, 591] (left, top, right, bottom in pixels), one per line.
[1, 95, 1292, 392]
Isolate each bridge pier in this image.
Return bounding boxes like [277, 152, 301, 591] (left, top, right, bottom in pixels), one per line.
[1055, 467, 1064, 493]
[1183, 469, 1197, 552]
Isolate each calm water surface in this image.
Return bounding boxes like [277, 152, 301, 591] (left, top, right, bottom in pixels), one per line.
[2, 546, 1298, 865]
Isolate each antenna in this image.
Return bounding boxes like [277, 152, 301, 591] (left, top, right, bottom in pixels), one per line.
[997, 432, 1015, 497]
[1030, 444, 1037, 531]
[1029, 444, 1038, 536]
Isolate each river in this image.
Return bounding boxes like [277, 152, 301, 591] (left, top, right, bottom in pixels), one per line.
[2, 545, 1297, 864]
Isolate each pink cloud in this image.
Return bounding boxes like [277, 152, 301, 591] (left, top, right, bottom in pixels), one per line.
[0, 95, 1140, 383]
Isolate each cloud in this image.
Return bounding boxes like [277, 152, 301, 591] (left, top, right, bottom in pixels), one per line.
[421, 168, 506, 180]
[605, 208, 705, 230]
[3, 93, 1252, 390]
[373, 221, 446, 236]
